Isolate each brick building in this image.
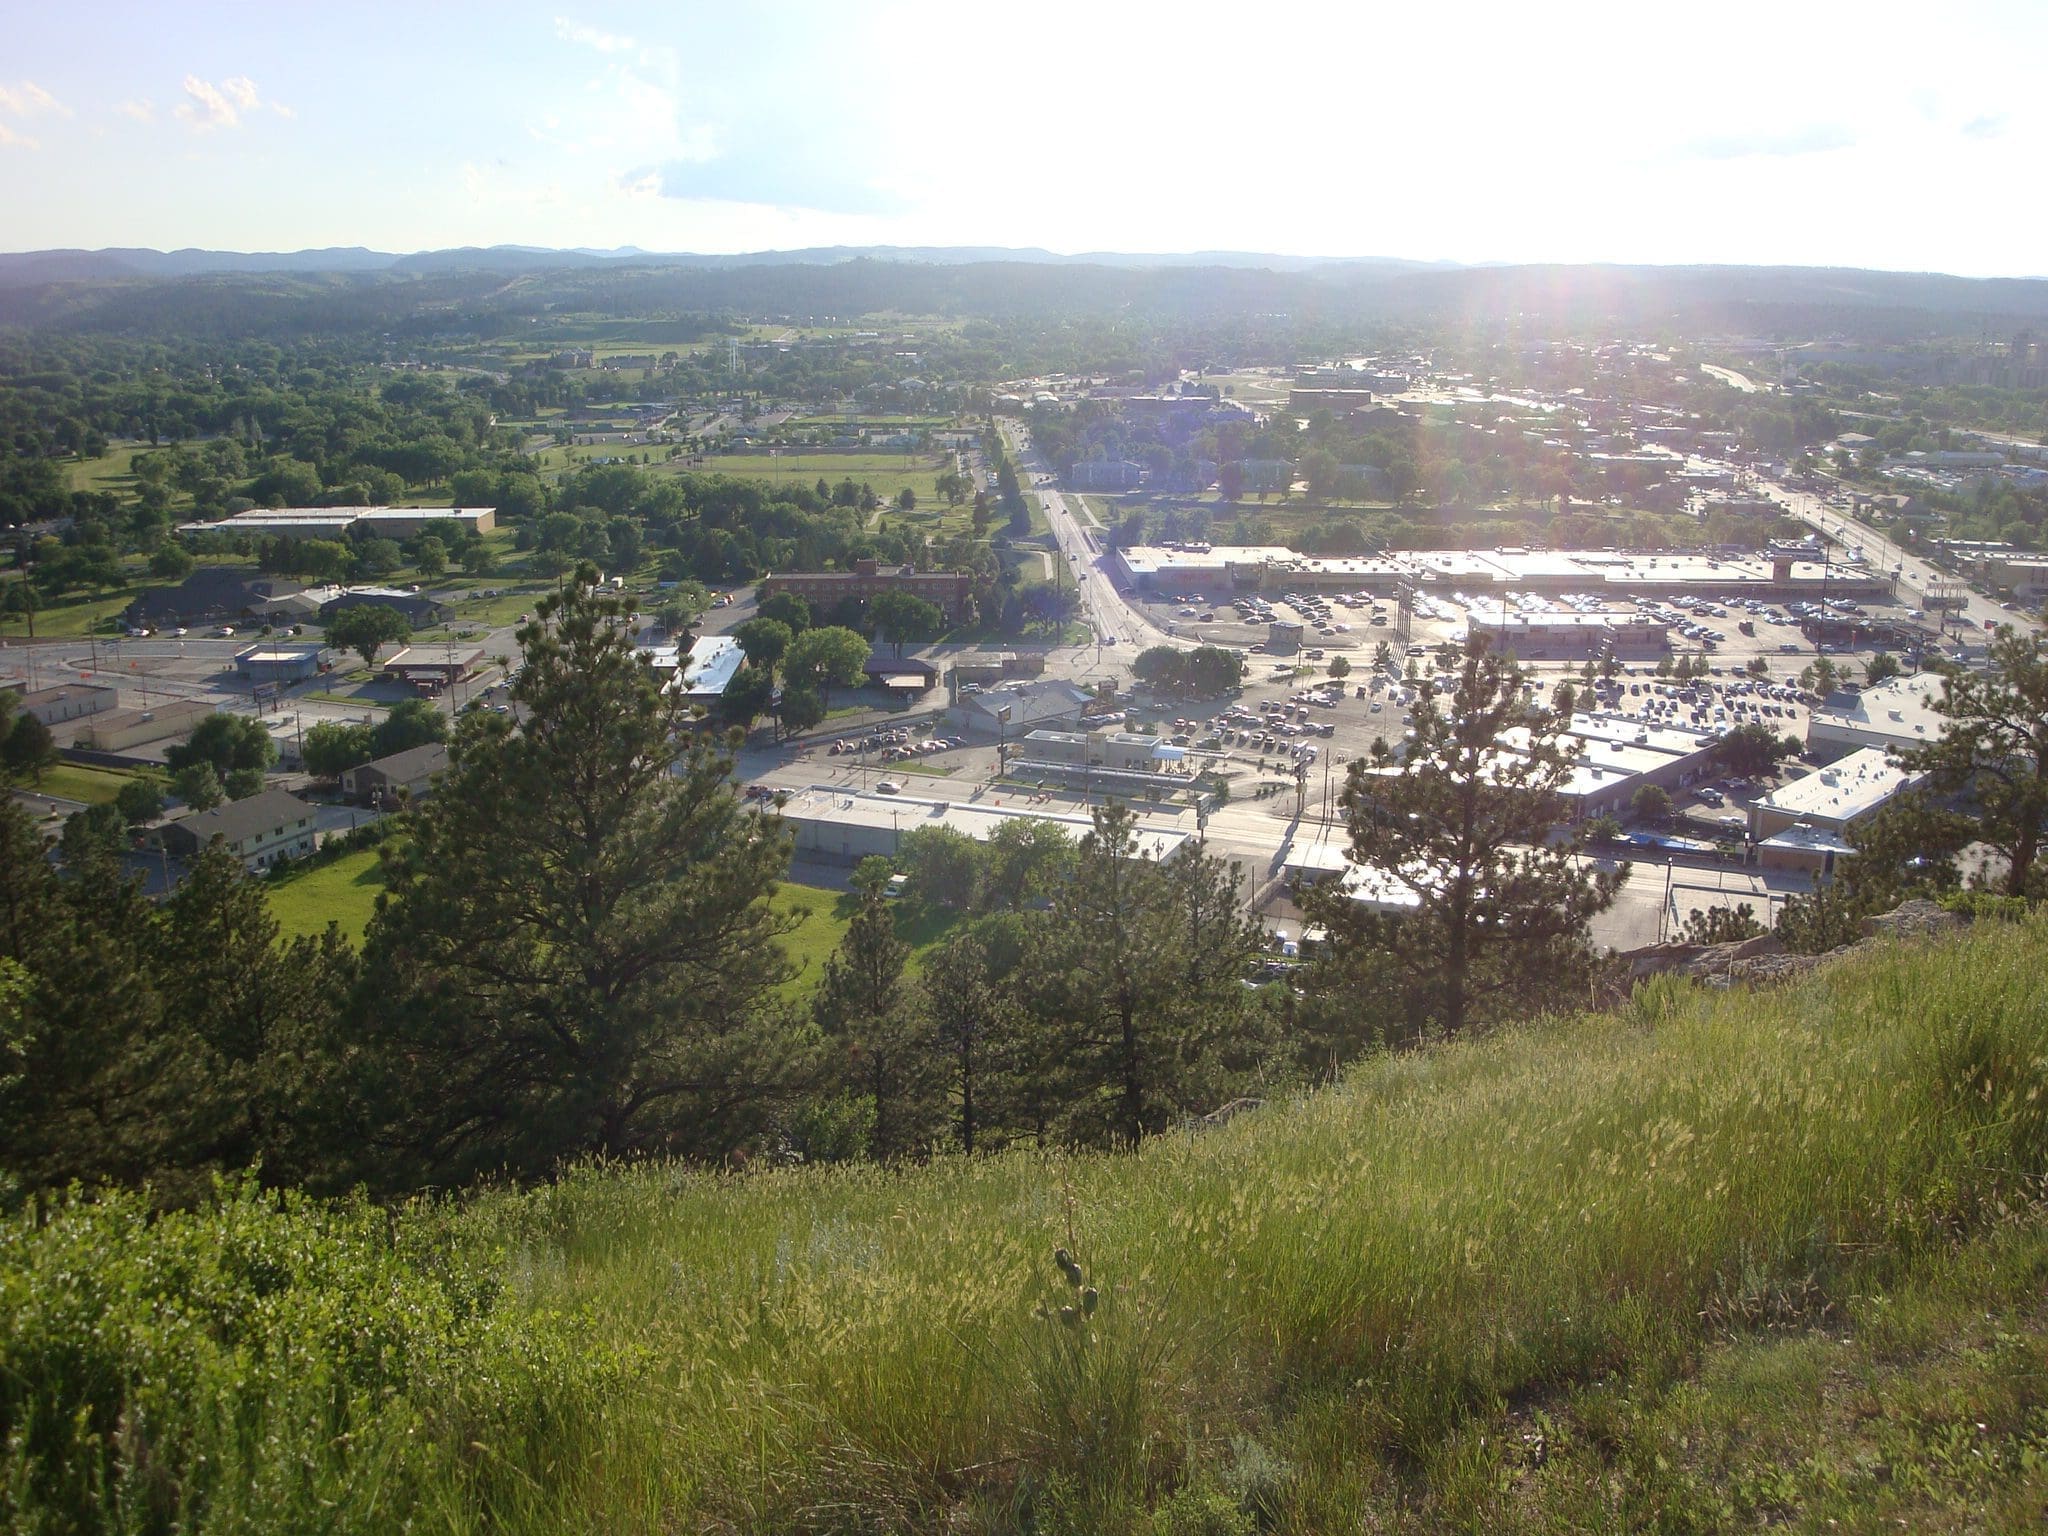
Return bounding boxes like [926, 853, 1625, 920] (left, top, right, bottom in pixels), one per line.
[759, 560, 975, 624]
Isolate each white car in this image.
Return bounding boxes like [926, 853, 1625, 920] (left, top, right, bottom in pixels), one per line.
[875, 780, 902, 795]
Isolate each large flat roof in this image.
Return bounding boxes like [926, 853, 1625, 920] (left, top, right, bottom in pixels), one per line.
[1118, 543, 1892, 592]
[1806, 671, 1948, 751]
[1755, 748, 1922, 826]
[778, 787, 1195, 862]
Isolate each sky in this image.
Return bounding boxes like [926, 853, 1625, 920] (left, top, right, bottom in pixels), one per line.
[1, 0, 2044, 276]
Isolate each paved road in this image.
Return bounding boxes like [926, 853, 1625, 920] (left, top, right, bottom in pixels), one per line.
[1750, 472, 2031, 639]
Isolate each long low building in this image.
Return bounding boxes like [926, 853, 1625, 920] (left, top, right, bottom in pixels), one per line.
[1115, 543, 1892, 601]
[178, 506, 497, 542]
[759, 558, 977, 624]
[77, 699, 213, 753]
[776, 786, 1195, 865]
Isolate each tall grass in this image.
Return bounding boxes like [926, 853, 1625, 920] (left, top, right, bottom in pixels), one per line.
[7, 916, 2048, 1532]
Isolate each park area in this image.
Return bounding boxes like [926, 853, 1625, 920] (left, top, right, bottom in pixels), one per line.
[265, 850, 960, 994]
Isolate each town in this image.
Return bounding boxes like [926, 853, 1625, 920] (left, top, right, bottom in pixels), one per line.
[7, 3, 2048, 1528]
[6, 335, 2036, 961]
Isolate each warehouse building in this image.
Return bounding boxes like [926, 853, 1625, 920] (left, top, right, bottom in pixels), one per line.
[776, 786, 1195, 866]
[177, 506, 497, 542]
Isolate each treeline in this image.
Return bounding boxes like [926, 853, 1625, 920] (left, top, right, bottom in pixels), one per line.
[0, 577, 1272, 1202]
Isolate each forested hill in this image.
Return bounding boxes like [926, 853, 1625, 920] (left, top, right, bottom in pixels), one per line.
[3, 247, 2047, 340]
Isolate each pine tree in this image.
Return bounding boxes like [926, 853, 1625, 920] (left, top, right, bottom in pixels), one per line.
[1892, 628, 2048, 897]
[917, 928, 1021, 1154]
[814, 863, 937, 1159]
[346, 570, 804, 1188]
[1023, 803, 1267, 1147]
[1307, 636, 1626, 1041]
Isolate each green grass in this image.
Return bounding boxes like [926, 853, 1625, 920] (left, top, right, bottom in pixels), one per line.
[769, 880, 967, 998]
[8, 917, 2048, 1531]
[0, 587, 144, 639]
[59, 445, 148, 495]
[265, 847, 387, 941]
[20, 762, 140, 806]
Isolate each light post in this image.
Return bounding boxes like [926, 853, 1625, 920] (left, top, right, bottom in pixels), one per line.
[996, 702, 1012, 779]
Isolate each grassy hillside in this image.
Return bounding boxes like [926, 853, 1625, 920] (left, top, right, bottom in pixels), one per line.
[6, 917, 2047, 1532]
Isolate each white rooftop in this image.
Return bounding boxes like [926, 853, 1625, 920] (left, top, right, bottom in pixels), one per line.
[1807, 672, 1949, 753]
[678, 634, 745, 697]
[778, 787, 1195, 862]
[1755, 748, 1922, 828]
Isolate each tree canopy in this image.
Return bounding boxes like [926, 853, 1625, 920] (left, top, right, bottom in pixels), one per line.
[342, 571, 803, 1189]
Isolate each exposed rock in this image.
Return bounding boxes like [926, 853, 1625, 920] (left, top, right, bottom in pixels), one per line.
[1858, 898, 1964, 941]
[1620, 898, 1966, 997]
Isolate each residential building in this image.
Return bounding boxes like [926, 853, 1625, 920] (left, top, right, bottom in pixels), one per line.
[342, 742, 449, 807]
[159, 789, 318, 871]
[1067, 459, 1144, 492]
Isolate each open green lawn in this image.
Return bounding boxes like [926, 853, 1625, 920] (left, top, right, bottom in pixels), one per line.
[24, 761, 141, 806]
[266, 847, 387, 942]
[60, 444, 150, 495]
[679, 451, 955, 508]
[770, 880, 966, 999]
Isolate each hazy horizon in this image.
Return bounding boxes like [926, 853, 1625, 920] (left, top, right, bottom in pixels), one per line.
[3, 0, 2043, 277]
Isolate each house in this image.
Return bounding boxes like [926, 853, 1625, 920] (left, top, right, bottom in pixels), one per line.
[342, 742, 449, 807]
[159, 789, 319, 871]
[125, 569, 305, 630]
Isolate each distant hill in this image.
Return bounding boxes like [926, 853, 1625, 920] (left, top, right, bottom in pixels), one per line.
[0, 242, 1441, 286]
[2, 244, 2046, 340]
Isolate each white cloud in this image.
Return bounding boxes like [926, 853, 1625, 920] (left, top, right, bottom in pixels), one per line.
[0, 80, 69, 119]
[0, 121, 37, 151]
[555, 17, 636, 53]
[173, 74, 289, 131]
[175, 76, 241, 129]
[115, 98, 156, 124]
